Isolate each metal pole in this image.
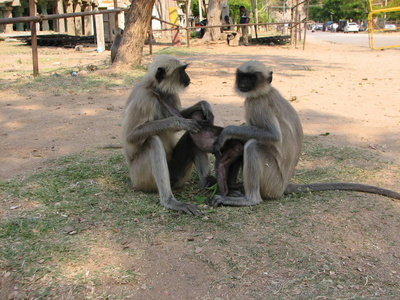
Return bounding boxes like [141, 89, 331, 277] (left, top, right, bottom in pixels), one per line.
[29, 0, 39, 77]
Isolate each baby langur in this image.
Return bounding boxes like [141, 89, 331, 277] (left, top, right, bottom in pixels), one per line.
[209, 60, 400, 207]
[154, 91, 244, 196]
[111, 27, 123, 63]
[122, 55, 215, 215]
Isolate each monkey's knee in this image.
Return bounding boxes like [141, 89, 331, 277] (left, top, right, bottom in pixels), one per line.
[129, 163, 157, 192]
[129, 137, 169, 192]
[243, 140, 262, 176]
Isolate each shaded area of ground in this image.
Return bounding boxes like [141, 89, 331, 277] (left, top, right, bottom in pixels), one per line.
[0, 35, 399, 299]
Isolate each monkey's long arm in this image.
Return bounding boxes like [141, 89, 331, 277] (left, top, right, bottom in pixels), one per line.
[152, 89, 214, 124]
[127, 117, 200, 144]
[214, 124, 281, 154]
[180, 100, 214, 124]
[152, 90, 182, 117]
[285, 183, 400, 200]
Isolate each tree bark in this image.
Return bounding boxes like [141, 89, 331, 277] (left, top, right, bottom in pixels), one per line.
[155, 0, 176, 42]
[114, 0, 156, 67]
[202, 0, 225, 41]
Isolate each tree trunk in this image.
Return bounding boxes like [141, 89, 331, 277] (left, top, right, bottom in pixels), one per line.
[114, 0, 156, 67]
[202, 0, 225, 41]
[155, 0, 175, 42]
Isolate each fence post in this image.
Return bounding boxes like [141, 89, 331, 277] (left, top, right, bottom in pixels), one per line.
[29, 0, 39, 76]
[95, 11, 105, 52]
[149, 19, 153, 55]
[186, 0, 190, 47]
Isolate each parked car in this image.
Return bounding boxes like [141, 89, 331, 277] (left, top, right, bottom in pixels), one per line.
[337, 20, 347, 32]
[384, 24, 397, 31]
[324, 21, 334, 31]
[344, 22, 359, 33]
[315, 23, 324, 30]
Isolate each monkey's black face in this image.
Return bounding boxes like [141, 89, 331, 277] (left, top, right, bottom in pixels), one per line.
[236, 71, 258, 92]
[179, 65, 190, 87]
[156, 65, 190, 88]
[236, 70, 273, 93]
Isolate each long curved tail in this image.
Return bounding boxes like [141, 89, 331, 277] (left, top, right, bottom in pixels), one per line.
[285, 183, 400, 200]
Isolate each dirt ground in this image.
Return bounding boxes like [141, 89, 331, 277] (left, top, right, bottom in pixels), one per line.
[1, 32, 400, 299]
[0, 33, 399, 181]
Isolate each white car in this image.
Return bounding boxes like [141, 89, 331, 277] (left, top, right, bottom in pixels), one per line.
[384, 24, 397, 31]
[315, 23, 324, 30]
[344, 23, 359, 33]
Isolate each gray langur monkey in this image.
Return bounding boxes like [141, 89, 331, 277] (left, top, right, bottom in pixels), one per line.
[209, 60, 400, 207]
[122, 55, 215, 215]
[111, 27, 123, 63]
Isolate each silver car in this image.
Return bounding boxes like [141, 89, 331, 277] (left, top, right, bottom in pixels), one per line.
[344, 22, 359, 33]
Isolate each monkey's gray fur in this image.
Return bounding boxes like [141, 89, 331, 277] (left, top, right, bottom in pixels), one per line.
[210, 60, 400, 207]
[122, 55, 215, 215]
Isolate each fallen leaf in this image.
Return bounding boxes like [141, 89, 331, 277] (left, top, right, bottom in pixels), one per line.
[63, 226, 74, 234]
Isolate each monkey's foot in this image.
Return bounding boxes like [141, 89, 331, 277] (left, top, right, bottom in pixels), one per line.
[201, 175, 217, 189]
[208, 195, 261, 208]
[162, 197, 202, 216]
[227, 190, 244, 197]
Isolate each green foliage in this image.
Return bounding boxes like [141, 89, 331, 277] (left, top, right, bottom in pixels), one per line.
[385, 0, 400, 20]
[309, 0, 369, 22]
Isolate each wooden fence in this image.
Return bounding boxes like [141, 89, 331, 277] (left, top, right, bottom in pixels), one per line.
[1, 1, 309, 77]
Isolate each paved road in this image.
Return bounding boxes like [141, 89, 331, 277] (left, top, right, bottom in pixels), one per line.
[307, 30, 400, 48]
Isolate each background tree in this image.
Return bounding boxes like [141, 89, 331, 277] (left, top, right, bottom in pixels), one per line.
[228, 0, 276, 23]
[114, 0, 156, 67]
[155, 0, 175, 42]
[202, 0, 226, 41]
[308, 0, 323, 21]
[386, 0, 400, 20]
[228, 0, 251, 23]
[309, 0, 369, 22]
[191, 0, 207, 19]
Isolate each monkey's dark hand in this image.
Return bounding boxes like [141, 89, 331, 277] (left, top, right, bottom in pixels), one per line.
[200, 100, 215, 125]
[201, 175, 217, 189]
[175, 117, 201, 133]
[213, 133, 227, 156]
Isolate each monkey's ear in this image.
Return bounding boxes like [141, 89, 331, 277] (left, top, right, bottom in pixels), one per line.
[267, 71, 273, 84]
[156, 67, 166, 83]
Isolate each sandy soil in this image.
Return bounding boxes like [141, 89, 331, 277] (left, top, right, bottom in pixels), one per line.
[1, 32, 400, 299]
[0, 33, 399, 182]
